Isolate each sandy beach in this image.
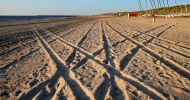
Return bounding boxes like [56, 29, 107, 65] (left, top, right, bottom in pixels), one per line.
[0, 16, 190, 100]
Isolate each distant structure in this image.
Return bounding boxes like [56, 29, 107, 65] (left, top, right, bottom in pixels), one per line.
[136, 0, 190, 22]
[128, 12, 139, 17]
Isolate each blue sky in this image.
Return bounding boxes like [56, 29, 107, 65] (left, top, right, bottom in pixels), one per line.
[0, 0, 189, 15]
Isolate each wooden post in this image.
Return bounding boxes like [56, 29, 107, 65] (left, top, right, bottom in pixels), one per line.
[185, 0, 188, 13]
[128, 13, 130, 19]
[153, 15, 155, 23]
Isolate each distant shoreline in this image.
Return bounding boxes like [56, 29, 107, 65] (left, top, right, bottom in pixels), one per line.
[0, 16, 81, 28]
[0, 15, 77, 22]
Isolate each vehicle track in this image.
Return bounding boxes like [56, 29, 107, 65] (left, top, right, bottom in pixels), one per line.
[45, 19, 95, 36]
[77, 21, 98, 47]
[21, 27, 94, 100]
[101, 21, 117, 67]
[37, 23, 167, 99]
[0, 48, 41, 74]
[137, 35, 190, 56]
[45, 20, 94, 39]
[94, 73, 110, 100]
[110, 21, 190, 70]
[0, 20, 92, 57]
[131, 23, 169, 38]
[110, 21, 189, 54]
[38, 22, 98, 69]
[3, 18, 190, 99]
[0, 39, 37, 56]
[106, 21, 190, 79]
[115, 20, 190, 50]
[111, 21, 189, 68]
[106, 21, 174, 71]
[101, 21, 124, 99]
[38, 20, 97, 61]
[0, 31, 35, 49]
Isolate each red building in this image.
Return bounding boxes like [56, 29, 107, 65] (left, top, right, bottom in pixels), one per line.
[128, 12, 138, 17]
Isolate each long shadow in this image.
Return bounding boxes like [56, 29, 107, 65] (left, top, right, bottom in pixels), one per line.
[144, 24, 175, 44]
[136, 35, 190, 58]
[119, 47, 139, 70]
[105, 66, 165, 99]
[72, 48, 103, 70]
[112, 38, 128, 47]
[66, 50, 76, 66]
[20, 75, 53, 99]
[132, 23, 169, 38]
[37, 23, 168, 99]
[65, 21, 98, 66]
[73, 37, 129, 70]
[101, 21, 116, 67]
[78, 21, 98, 47]
[60, 29, 76, 38]
[46, 19, 93, 36]
[154, 43, 190, 59]
[47, 29, 76, 44]
[117, 72, 164, 100]
[109, 76, 125, 100]
[94, 73, 110, 100]
[21, 28, 91, 100]
[41, 20, 159, 73]
[39, 28, 91, 99]
[106, 21, 190, 79]
[116, 21, 190, 51]
[108, 21, 177, 71]
[114, 21, 169, 38]
[142, 24, 190, 58]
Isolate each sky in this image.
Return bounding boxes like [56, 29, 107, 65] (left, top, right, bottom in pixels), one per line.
[0, 0, 190, 15]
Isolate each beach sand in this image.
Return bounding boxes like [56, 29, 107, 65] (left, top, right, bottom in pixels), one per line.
[0, 16, 190, 100]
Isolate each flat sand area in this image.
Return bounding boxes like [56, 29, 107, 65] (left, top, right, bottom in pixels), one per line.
[0, 17, 190, 100]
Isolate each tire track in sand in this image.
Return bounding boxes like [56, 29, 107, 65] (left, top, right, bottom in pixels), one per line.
[101, 21, 118, 67]
[21, 27, 95, 100]
[106, 21, 190, 79]
[115, 21, 190, 51]
[66, 21, 98, 67]
[38, 23, 167, 100]
[106, 21, 176, 71]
